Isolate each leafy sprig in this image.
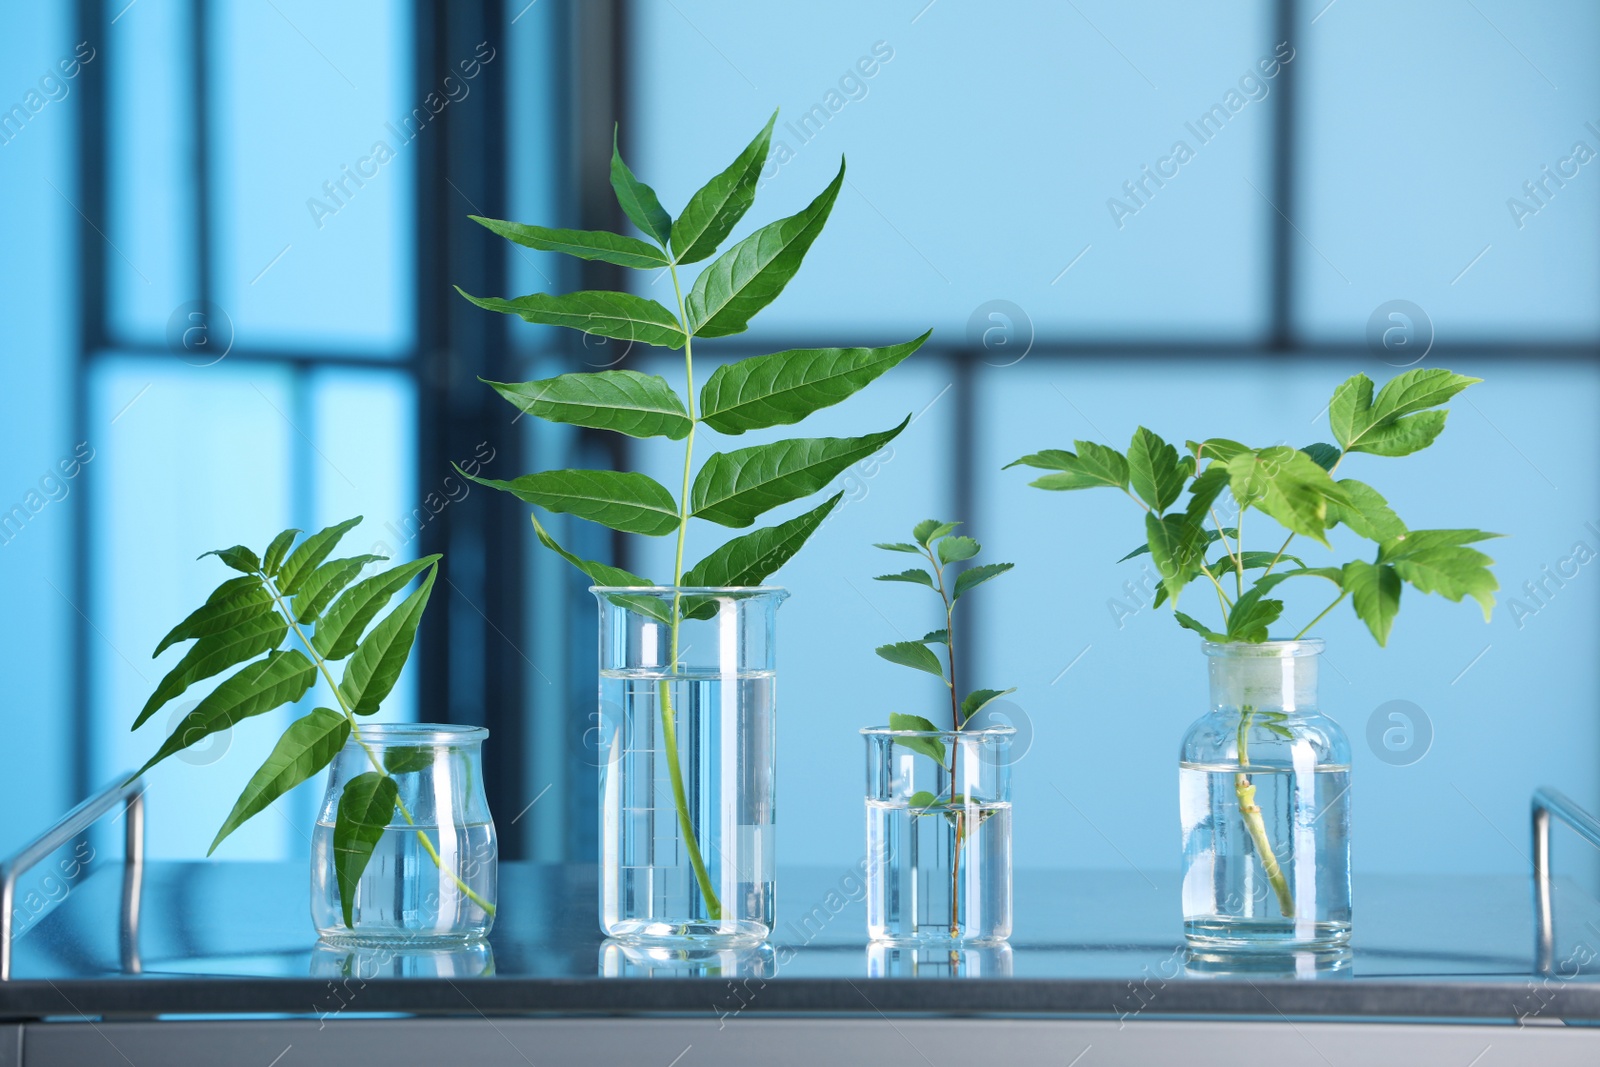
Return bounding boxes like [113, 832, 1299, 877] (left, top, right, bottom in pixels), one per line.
[1009, 368, 1500, 645]
[461, 112, 931, 918]
[131, 519, 492, 927]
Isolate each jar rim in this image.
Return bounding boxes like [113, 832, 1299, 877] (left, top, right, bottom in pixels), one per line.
[591, 585, 789, 598]
[860, 725, 1017, 739]
[1201, 638, 1324, 658]
[356, 722, 489, 744]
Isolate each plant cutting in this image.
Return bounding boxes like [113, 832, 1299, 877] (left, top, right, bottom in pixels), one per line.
[865, 519, 1017, 942]
[1010, 367, 1499, 947]
[457, 111, 929, 937]
[131, 519, 496, 936]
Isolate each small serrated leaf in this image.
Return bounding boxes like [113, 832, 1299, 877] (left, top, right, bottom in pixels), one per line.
[913, 519, 958, 546]
[888, 712, 947, 764]
[1173, 611, 1226, 641]
[876, 640, 946, 678]
[960, 687, 1015, 723]
[937, 535, 980, 564]
[953, 562, 1013, 600]
[875, 542, 924, 554]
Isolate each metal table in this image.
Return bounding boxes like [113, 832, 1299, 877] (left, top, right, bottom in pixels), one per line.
[0, 783, 1597, 1065]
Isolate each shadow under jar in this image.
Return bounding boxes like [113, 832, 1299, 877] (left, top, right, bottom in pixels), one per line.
[1180, 640, 1351, 952]
[863, 725, 1014, 943]
[593, 587, 787, 945]
[311, 723, 497, 945]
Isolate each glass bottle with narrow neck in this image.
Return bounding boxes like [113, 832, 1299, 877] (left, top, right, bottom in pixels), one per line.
[1179, 639, 1352, 952]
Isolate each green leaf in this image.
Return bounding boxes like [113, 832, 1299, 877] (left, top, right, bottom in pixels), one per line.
[875, 567, 934, 588]
[1300, 443, 1341, 471]
[528, 516, 671, 626]
[1329, 369, 1479, 456]
[483, 371, 691, 441]
[313, 555, 443, 662]
[468, 216, 669, 269]
[200, 544, 261, 574]
[1144, 512, 1209, 605]
[1127, 427, 1187, 513]
[261, 529, 300, 578]
[292, 555, 385, 625]
[690, 417, 908, 528]
[921, 629, 949, 645]
[1226, 447, 1345, 547]
[913, 519, 958, 546]
[1183, 465, 1232, 526]
[681, 493, 841, 587]
[888, 712, 946, 764]
[874, 542, 923, 554]
[135, 650, 317, 776]
[1173, 611, 1226, 641]
[340, 564, 436, 716]
[698, 331, 931, 434]
[1010, 440, 1130, 492]
[1325, 478, 1407, 543]
[960, 687, 1015, 722]
[464, 467, 680, 537]
[685, 158, 845, 338]
[908, 790, 939, 810]
[382, 746, 434, 775]
[953, 562, 1013, 600]
[455, 288, 686, 350]
[1343, 559, 1402, 646]
[938, 536, 980, 564]
[610, 128, 672, 245]
[1119, 526, 1236, 564]
[670, 111, 776, 265]
[1226, 589, 1284, 643]
[208, 707, 350, 855]
[278, 517, 362, 597]
[1380, 529, 1500, 620]
[1190, 438, 1250, 463]
[333, 771, 400, 928]
[152, 575, 273, 657]
[876, 641, 945, 678]
[1207, 550, 1305, 574]
[135, 609, 288, 729]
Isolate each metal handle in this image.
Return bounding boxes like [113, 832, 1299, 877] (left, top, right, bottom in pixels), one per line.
[1532, 786, 1600, 975]
[0, 774, 145, 981]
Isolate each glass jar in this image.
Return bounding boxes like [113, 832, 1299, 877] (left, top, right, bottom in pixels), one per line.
[862, 725, 1014, 943]
[311, 723, 497, 944]
[1179, 640, 1351, 952]
[593, 587, 787, 945]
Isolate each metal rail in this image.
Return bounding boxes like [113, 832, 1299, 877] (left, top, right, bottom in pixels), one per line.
[1532, 786, 1600, 975]
[0, 775, 145, 981]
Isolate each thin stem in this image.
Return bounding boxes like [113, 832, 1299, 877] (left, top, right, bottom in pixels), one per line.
[263, 573, 495, 916]
[1234, 704, 1294, 918]
[1262, 530, 1296, 577]
[925, 543, 962, 937]
[1294, 591, 1348, 640]
[1231, 507, 1246, 597]
[658, 260, 721, 920]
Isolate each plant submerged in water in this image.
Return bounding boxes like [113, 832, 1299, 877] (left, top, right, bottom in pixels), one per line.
[1011, 367, 1499, 917]
[873, 519, 1014, 933]
[131, 519, 493, 926]
[458, 112, 929, 919]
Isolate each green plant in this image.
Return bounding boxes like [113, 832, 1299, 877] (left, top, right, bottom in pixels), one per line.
[457, 112, 929, 918]
[130, 518, 493, 926]
[872, 519, 1014, 934]
[1010, 367, 1499, 915]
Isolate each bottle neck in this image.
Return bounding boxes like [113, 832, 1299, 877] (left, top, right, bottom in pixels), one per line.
[1206, 644, 1320, 715]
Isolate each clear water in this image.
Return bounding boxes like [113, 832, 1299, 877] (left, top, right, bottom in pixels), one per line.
[1179, 761, 1351, 950]
[599, 668, 775, 944]
[311, 821, 496, 944]
[866, 798, 1012, 942]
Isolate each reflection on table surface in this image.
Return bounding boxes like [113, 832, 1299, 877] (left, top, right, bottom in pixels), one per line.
[11, 860, 1599, 987]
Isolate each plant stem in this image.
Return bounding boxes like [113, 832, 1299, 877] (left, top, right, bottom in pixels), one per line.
[925, 545, 963, 938]
[1294, 591, 1348, 640]
[1234, 704, 1294, 918]
[263, 574, 495, 917]
[661, 260, 722, 921]
[1262, 530, 1296, 577]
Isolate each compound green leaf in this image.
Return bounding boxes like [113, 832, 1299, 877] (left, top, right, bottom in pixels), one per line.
[1226, 447, 1344, 547]
[340, 565, 436, 716]
[455, 289, 686, 350]
[313, 556, 443, 662]
[670, 111, 776, 265]
[468, 216, 668, 269]
[292, 555, 385, 625]
[136, 650, 316, 775]
[152, 575, 273, 657]
[484, 371, 691, 440]
[333, 772, 400, 928]
[698, 331, 930, 434]
[685, 158, 844, 338]
[135, 609, 288, 729]
[278, 517, 362, 597]
[209, 707, 349, 855]
[691, 417, 907, 528]
[1380, 529, 1499, 619]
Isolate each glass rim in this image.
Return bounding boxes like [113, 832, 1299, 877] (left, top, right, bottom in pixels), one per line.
[860, 725, 1017, 739]
[590, 585, 788, 595]
[1201, 638, 1324, 658]
[354, 722, 489, 744]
